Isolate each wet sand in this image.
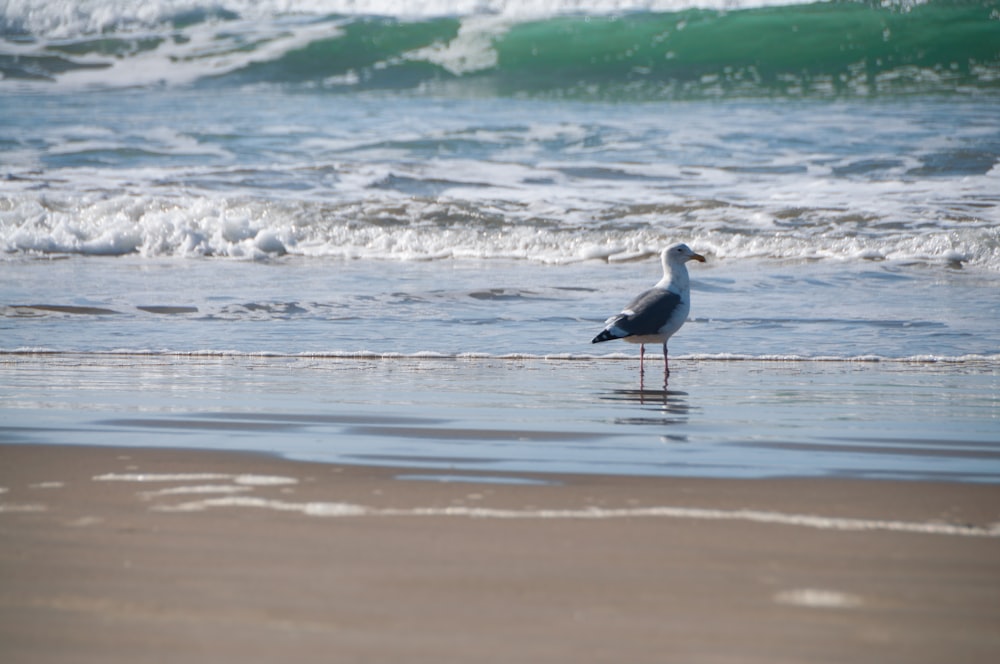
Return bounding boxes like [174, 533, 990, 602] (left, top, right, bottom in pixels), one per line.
[2, 443, 999, 663]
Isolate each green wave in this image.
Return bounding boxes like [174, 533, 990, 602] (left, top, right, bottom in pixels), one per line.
[221, 1, 1000, 98]
[5, 1, 999, 98]
[490, 1, 1000, 97]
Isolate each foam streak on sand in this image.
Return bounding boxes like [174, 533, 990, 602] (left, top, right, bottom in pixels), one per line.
[93, 472, 298, 486]
[151, 496, 1000, 538]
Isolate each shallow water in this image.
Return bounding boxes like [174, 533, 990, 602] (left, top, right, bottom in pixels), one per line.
[2, 256, 998, 360]
[2, 354, 998, 482]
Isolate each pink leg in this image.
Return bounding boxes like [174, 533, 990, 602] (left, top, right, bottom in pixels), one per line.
[639, 344, 646, 375]
[663, 343, 670, 377]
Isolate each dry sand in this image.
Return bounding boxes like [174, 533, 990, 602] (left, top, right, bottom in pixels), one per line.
[1, 443, 998, 663]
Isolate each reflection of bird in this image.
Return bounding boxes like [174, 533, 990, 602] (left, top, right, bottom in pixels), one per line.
[592, 243, 706, 376]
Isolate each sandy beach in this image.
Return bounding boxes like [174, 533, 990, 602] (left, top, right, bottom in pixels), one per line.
[2, 443, 998, 663]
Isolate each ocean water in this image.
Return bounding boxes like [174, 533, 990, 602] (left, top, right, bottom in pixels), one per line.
[2, 0, 999, 480]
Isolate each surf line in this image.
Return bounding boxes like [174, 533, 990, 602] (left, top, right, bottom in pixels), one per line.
[152, 497, 1000, 538]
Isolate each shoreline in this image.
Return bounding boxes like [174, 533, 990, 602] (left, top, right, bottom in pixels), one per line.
[5, 348, 1000, 363]
[2, 443, 999, 663]
[5, 354, 999, 483]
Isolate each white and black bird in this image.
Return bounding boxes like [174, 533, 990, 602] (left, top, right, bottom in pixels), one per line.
[592, 243, 706, 376]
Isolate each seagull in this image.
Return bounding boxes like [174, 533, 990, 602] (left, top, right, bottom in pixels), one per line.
[592, 243, 706, 376]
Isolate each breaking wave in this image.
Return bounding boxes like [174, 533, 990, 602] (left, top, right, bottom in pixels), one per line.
[3, 1, 999, 98]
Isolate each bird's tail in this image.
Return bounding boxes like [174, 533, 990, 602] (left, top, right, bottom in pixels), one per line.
[591, 329, 620, 344]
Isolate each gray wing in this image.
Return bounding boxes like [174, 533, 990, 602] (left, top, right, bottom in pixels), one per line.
[597, 289, 681, 339]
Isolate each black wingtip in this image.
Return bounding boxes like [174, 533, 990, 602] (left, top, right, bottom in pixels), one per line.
[591, 330, 616, 344]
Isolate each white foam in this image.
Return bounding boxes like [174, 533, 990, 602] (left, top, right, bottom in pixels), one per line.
[2, 188, 995, 268]
[55, 17, 344, 90]
[773, 588, 864, 609]
[29, 481, 66, 489]
[154, 496, 368, 517]
[139, 484, 254, 498]
[232, 474, 299, 486]
[404, 15, 508, 75]
[150, 497, 1000, 538]
[93, 472, 234, 482]
[93, 472, 298, 485]
[0, 1, 832, 39]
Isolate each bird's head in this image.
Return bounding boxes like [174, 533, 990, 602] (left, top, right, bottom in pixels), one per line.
[663, 243, 706, 265]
